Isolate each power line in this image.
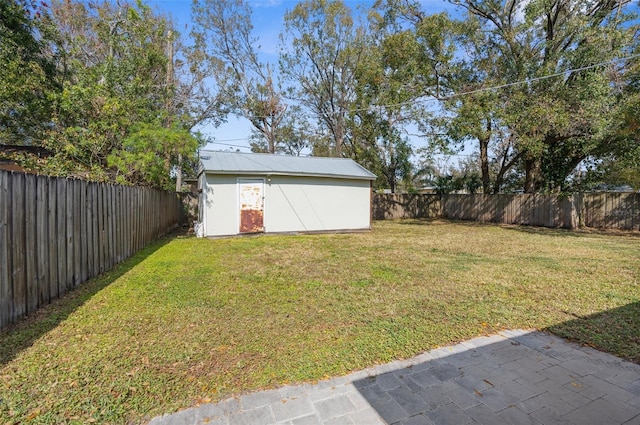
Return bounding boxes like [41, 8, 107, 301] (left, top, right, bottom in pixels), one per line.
[447, 54, 638, 99]
[210, 137, 252, 142]
[349, 53, 640, 113]
[206, 53, 639, 145]
[237, 53, 640, 120]
[210, 141, 251, 149]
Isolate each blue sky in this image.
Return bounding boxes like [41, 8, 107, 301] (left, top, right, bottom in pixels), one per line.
[146, 0, 639, 168]
[146, 0, 299, 152]
[147, 0, 459, 154]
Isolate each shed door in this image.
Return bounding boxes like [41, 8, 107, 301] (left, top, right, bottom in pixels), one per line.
[238, 179, 264, 233]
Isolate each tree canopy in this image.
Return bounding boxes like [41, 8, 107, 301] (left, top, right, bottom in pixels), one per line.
[1, 0, 638, 192]
[0, 0, 61, 146]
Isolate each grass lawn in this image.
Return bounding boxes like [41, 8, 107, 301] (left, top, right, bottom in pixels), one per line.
[1, 219, 639, 424]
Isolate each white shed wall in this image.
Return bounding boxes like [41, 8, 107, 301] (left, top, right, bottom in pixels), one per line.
[201, 174, 239, 237]
[201, 173, 371, 236]
[264, 175, 371, 233]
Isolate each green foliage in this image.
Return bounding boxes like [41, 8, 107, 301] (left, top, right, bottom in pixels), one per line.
[0, 0, 62, 145]
[4, 0, 639, 194]
[0, 0, 209, 189]
[107, 124, 198, 190]
[386, 0, 639, 193]
[36, 0, 201, 188]
[348, 110, 414, 192]
[344, 6, 427, 192]
[433, 172, 481, 194]
[250, 106, 311, 156]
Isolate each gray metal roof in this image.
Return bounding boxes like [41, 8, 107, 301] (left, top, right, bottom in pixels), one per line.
[199, 151, 377, 180]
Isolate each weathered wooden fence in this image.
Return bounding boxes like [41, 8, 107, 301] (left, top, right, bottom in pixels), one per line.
[0, 170, 182, 330]
[373, 193, 640, 231]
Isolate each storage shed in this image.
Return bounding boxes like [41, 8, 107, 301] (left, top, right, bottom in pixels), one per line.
[196, 151, 377, 237]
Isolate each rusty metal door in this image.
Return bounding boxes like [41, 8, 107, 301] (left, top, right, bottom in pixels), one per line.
[238, 179, 264, 233]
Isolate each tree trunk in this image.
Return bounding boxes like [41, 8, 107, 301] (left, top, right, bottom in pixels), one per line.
[479, 141, 490, 193]
[524, 157, 542, 193]
[175, 153, 183, 192]
[334, 125, 343, 157]
[479, 118, 491, 193]
[265, 119, 276, 154]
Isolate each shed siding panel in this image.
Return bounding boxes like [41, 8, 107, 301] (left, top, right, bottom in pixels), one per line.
[203, 175, 238, 237]
[265, 176, 371, 233]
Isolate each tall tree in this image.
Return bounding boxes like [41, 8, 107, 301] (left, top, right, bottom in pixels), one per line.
[451, 0, 638, 193]
[382, 0, 637, 193]
[0, 0, 62, 150]
[346, 10, 428, 192]
[430, 22, 521, 194]
[192, 0, 286, 154]
[43, 0, 198, 189]
[280, 0, 366, 156]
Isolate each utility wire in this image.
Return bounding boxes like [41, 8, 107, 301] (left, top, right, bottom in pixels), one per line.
[207, 53, 639, 147]
[210, 137, 253, 142]
[348, 53, 640, 113]
[209, 141, 252, 149]
[237, 53, 640, 120]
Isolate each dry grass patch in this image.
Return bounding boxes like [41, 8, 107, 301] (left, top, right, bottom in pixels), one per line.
[1, 219, 638, 424]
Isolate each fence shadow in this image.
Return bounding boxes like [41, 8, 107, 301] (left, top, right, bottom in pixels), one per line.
[354, 304, 640, 424]
[0, 233, 177, 367]
[502, 222, 640, 239]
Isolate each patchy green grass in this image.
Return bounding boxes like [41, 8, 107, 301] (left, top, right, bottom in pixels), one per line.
[1, 220, 639, 424]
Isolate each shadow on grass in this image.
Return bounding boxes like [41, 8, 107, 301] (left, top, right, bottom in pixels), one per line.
[354, 325, 640, 425]
[0, 233, 177, 367]
[502, 223, 640, 239]
[546, 301, 640, 364]
[389, 217, 640, 239]
[353, 302, 640, 425]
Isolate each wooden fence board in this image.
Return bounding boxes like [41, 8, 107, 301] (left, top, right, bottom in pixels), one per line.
[97, 183, 105, 274]
[65, 179, 74, 290]
[48, 176, 58, 302]
[73, 179, 81, 287]
[11, 172, 26, 321]
[142, 188, 148, 246]
[132, 187, 138, 253]
[80, 182, 91, 282]
[120, 186, 126, 262]
[137, 186, 143, 252]
[124, 188, 130, 259]
[0, 171, 10, 328]
[36, 176, 49, 307]
[107, 185, 114, 269]
[91, 182, 99, 277]
[25, 174, 37, 314]
[117, 185, 123, 263]
[56, 178, 66, 297]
